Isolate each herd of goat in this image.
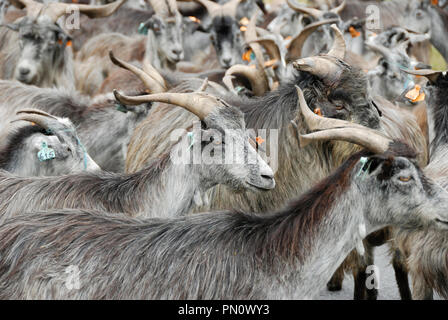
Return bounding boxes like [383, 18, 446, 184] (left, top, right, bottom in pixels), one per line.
[0, 0, 447, 300]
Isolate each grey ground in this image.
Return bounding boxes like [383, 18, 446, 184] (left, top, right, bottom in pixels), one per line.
[317, 244, 442, 300]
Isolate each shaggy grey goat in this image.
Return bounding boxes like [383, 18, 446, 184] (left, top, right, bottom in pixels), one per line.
[0, 108, 99, 176]
[0, 87, 274, 223]
[0, 88, 446, 299]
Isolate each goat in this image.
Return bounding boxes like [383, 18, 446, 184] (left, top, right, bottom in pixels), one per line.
[1, 108, 99, 176]
[403, 0, 448, 62]
[0, 78, 149, 172]
[387, 68, 448, 300]
[0, 81, 274, 223]
[192, 0, 245, 68]
[0, 0, 126, 89]
[74, 0, 185, 96]
[0, 88, 445, 299]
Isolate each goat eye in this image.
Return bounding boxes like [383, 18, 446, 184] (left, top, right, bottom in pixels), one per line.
[335, 105, 345, 111]
[67, 147, 72, 153]
[399, 176, 411, 182]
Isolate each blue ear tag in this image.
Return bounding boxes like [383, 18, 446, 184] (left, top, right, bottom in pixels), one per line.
[356, 156, 371, 178]
[250, 51, 256, 61]
[37, 141, 56, 162]
[115, 103, 128, 113]
[187, 132, 195, 150]
[138, 22, 148, 35]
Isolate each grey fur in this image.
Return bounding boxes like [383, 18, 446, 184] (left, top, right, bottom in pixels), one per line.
[0, 149, 446, 299]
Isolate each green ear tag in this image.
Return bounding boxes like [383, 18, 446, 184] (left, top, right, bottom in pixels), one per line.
[115, 103, 128, 113]
[37, 141, 55, 162]
[138, 22, 148, 35]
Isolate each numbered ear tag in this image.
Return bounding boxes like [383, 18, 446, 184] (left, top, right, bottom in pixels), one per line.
[138, 22, 148, 35]
[37, 142, 55, 162]
[115, 103, 128, 113]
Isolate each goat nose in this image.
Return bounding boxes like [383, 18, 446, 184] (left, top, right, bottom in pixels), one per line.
[172, 49, 182, 56]
[19, 68, 30, 76]
[222, 58, 232, 66]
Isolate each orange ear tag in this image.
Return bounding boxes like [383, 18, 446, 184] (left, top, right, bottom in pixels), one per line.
[349, 26, 361, 38]
[239, 17, 249, 26]
[431, 0, 439, 5]
[255, 136, 265, 145]
[188, 16, 200, 23]
[405, 85, 425, 102]
[314, 108, 322, 116]
[242, 49, 253, 62]
[240, 25, 247, 32]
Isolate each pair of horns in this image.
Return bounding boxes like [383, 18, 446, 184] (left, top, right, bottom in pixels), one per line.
[11, 0, 127, 23]
[109, 51, 166, 94]
[192, 0, 241, 18]
[292, 24, 346, 83]
[295, 86, 393, 154]
[287, 0, 345, 18]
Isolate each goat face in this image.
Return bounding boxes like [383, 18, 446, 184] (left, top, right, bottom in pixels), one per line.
[209, 15, 244, 68]
[7, 17, 69, 86]
[184, 106, 275, 192]
[267, 4, 308, 37]
[146, 14, 184, 64]
[403, 0, 432, 34]
[357, 155, 448, 230]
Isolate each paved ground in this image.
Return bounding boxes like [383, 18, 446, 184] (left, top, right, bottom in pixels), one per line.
[317, 244, 442, 300]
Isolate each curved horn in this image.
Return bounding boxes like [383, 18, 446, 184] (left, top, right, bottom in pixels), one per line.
[224, 64, 269, 96]
[327, 24, 346, 60]
[287, 18, 338, 60]
[11, 113, 55, 130]
[293, 56, 343, 83]
[294, 86, 392, 153]
[330, 0, 346, 14]
[295, 85, 370, 132]
[287, 0, 323, 18]
[17, 0, 127, 22]
[245, 12, 266, 71]
[250, 37, 282, 66]
[401, 68, 445, 84]
[113, 90, 221, 120]
[15, 108, 59, 120]
[299, 128, 392, 154]
[365, 41, 395, 62]
[109, 51, 166, 94]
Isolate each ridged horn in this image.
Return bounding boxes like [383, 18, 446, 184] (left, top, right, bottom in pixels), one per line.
[223, 64, 268, 96]
[113, 90, 221, 120]
[287, 18, 338, 60]
[401, 68, 445, 84]
[330, 0, 345, 14]
[287, 0, 323, 18]
[109, 51, 166, 94]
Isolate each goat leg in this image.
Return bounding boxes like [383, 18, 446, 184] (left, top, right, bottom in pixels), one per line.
[391, 249, 412, 300]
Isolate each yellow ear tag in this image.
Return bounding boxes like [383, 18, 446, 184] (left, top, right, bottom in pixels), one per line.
[405, 85, 425, 102]
[349, 26, 361, 38]
[240, 25, 247, 32]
